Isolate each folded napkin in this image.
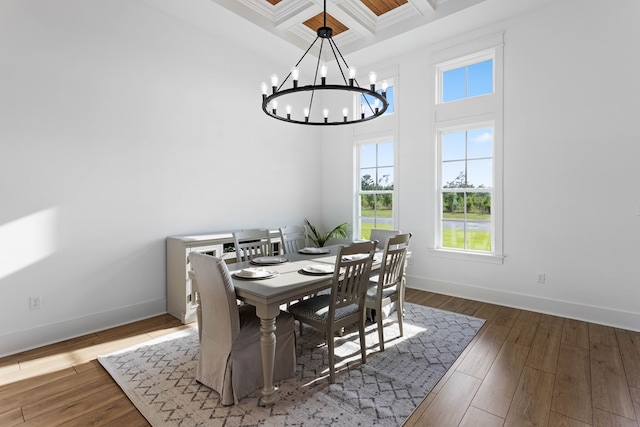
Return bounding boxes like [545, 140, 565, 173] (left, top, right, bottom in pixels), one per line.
[305, 264, 334, 274]
[239, 267, 268, 277]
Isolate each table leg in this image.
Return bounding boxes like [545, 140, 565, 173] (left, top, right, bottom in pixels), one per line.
[258, 316, 276, 406]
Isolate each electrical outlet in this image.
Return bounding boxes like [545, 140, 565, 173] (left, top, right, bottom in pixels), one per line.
[536, 273, 546, 284]
[29, 296, 42, 310]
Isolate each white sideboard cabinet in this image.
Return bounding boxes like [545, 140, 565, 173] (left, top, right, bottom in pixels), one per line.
[166, 230, 281, 324]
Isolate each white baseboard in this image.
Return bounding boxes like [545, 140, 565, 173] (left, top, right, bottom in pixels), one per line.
[0, 298, 167, 358]
[408, 276, 640, 333]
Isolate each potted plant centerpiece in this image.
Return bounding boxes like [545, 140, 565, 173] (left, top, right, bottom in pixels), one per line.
[304, 218, 349, 247]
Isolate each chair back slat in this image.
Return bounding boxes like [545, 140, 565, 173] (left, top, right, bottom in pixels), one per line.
[279, 225, 307, 254]
[377, 233, 411, 294]
[331, 241, 376, 312]
[233, 229, 271, 262]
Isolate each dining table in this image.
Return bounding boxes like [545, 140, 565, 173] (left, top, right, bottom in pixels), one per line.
[207, 244, 383, 406]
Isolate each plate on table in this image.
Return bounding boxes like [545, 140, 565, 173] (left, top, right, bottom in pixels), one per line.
[233, 268, 278, 280]
[300, 264, 335, 275]
[298, 247, 331, 255]
[250, 256, 289, 265]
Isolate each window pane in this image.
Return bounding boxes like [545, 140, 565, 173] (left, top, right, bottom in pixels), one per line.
[375, 192, 393, 227]
[468, 59, 493, 97]
[468, 192, 491, 219]
[442, 131, 466, 161]
[443, 67, 466, 102]
[442, 192, 464, 249]
[442, 161, 466, 188]
[467, 192, 491, 251]
[360, 169, 376, 190]
[376, 166, 394, 189]
[442, 192, 464, 217]
[467, 128, 493, 159]
[378, 142, 394, 166]
[467, 159, 492, 188]
[360, 194, 373, 239]
[360, 144, 376, 168]
[360, 194, 393, 239]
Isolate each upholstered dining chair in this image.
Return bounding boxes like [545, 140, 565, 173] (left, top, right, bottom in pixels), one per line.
[188, 252, 296, 405]
[287, 240, 377, 383]
[364, 233, 411, 351]
[232, 229, 271, 262]
[279, 224, 307, 254]
[369, 228, 401, 249]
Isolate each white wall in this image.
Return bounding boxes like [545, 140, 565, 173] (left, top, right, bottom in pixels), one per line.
[0, 0, 322, 356]
[323, 0, 640, 331]
[2, 0, 639, 357]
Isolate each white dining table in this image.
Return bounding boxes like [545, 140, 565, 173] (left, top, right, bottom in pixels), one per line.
[190, 244, 384, 406]
[229, 245, 346, 406]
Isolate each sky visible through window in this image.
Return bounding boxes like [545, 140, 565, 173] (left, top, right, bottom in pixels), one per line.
[442, 128, 493, 188]
[443, 59, 493, 102]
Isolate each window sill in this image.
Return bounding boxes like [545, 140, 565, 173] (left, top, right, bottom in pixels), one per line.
[428, 248, 504, 264]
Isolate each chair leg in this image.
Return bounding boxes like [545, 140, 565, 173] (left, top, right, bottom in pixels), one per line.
[359, 313, 367, 364]
[328, 333, 336, 383]
[377, 305, 385, 351]
[397, 298, 404, 338]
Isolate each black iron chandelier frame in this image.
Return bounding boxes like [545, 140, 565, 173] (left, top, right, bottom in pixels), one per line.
[261, 0, 388, 126]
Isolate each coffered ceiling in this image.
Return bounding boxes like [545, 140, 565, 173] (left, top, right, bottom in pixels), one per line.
[209, 0, 487, 55]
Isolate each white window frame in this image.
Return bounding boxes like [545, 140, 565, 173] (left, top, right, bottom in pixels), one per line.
[355, 136, 398, 240]
[429, 32, 504, 264]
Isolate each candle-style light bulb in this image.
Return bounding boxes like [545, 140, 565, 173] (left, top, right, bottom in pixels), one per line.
[270, 74, 278, 94]
[373, 98, 379, 113]
[304, 107, 309, 123]
[320, 63, 327, 85]
[381, 80, 389, 97]
[323, 108, 329, 123]
[286, 104, 292, 119]
[368, 71, 377, 91]
[348, 67, 356, 86]
[261, 82, 268, 96]
[291, 67, 299, 88]
[271, 100, 278, 115]
[342, 107, 348, 122]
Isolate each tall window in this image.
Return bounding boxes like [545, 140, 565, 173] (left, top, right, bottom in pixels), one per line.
[357, 141, 394, 240]
[440, 126, 493, 251]
[432, 34, 503, 261]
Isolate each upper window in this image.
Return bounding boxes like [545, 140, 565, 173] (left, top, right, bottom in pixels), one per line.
[357, 141, 395, 240]
[431, 34, 503, 262]
[442, 59, 493, 102]
[361, 78, 395, 118]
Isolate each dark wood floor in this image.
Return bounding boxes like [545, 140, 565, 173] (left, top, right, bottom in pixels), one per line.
[1, 289, 638, 426]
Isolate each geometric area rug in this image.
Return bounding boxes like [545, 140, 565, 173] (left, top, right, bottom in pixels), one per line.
[98, 303, 484, 426]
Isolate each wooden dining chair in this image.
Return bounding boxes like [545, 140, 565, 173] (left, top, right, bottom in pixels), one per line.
[369, 228, 401, 249]
[279, 224, 307, 254]
[287, 240, 377, 383]
[364, 233, 411, 351]
[232, 229, 271, 262]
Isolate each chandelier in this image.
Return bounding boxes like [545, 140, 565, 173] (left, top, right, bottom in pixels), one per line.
[261, 0, 388, 126]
